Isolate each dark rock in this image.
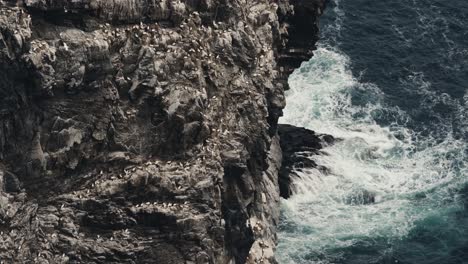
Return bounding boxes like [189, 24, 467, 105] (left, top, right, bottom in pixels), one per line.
[344, 189, 377, 205]
[276, 0, 327, 89]
[0, 0, 326, 263]
[278, 124, 334, 198]
[2, 170, 22, 193]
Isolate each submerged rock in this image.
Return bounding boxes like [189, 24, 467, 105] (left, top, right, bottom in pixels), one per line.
[344, 189, 377, 205]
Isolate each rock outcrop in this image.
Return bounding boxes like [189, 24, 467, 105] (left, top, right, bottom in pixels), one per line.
[278, 124, 334, 199]
[0, 0, 325, 263]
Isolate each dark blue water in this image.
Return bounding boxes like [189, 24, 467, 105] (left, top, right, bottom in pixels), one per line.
[330, 0, 468, 139]
[277, 0, 468, 263]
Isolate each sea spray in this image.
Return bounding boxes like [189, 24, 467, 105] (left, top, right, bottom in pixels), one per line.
[277, 1, 468, 262]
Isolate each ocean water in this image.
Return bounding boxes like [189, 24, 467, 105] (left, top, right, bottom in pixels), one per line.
[276, 0, 468, 263]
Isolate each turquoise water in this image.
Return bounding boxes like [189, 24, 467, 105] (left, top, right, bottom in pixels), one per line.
[277, 0, 468, 263]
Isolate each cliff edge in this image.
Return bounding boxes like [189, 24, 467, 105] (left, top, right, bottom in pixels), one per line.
[0, 0, 325, 263]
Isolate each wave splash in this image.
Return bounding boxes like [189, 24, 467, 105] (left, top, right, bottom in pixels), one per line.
[276, 45, 468, 264]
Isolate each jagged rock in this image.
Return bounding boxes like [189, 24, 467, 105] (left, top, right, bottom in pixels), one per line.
[278, 124, 334, 199]
[0, 0, 326, 263]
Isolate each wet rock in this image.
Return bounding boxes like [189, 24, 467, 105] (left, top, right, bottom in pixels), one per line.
[278, 124, 334, 198]
[344, 189, 377, 205]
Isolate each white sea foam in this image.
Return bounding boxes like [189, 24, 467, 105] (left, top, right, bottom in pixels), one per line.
[276, 45, 468, 263]
[276, 0, 468, 262]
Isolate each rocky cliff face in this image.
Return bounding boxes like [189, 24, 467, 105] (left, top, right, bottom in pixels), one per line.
[0, 0, 325, 263]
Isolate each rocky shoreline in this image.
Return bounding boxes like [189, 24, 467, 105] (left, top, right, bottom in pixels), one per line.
[278, 124, 334, 199]
[0, 0, 326, 263]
